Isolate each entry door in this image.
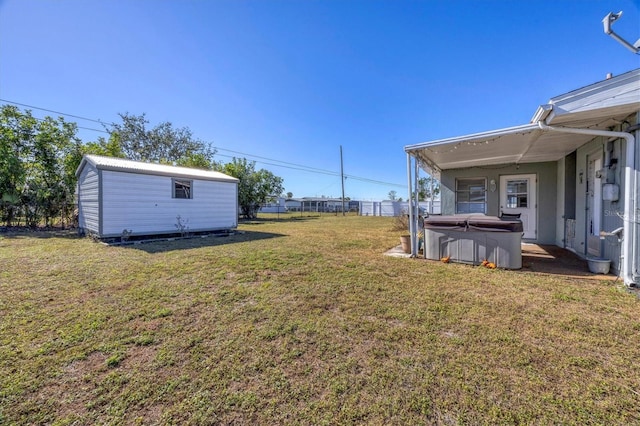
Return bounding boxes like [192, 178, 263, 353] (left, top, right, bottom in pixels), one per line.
[500, 174, 537, 239]
[587, 152, 603, 257]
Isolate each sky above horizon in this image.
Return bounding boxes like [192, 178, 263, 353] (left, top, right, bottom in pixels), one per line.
[1, 0, 639, 200]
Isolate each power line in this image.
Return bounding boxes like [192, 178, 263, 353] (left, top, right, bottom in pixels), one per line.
[1, 99, 406, 188]
[214, 153, 341, 177]
[346, 175, 405, 188]
[213, 146, 341, 175]
[30, 116, 110, 135]
[0, 98, 115, 126]
[214, 148, 405, 188]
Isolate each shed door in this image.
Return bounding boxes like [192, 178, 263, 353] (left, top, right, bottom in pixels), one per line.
[500, 174, 537, 240]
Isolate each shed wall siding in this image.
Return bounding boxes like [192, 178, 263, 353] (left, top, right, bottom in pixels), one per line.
[101, 170, 237, 237]
[77, 164, 100, 234]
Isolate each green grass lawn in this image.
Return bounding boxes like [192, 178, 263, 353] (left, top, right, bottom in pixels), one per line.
[1, 214, 639, 425]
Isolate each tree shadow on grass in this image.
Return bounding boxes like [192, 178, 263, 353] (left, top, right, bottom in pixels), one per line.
[0, 228, 285, 254]
[0, 228, 80, 239]
[120, 230, 286, 254]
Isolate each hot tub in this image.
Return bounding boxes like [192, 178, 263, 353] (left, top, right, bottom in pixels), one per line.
[423, 215, 523, 269]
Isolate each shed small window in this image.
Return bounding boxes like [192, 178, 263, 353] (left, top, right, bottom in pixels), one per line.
[456, 178, 486, 214]
[173, 179, 192, 199]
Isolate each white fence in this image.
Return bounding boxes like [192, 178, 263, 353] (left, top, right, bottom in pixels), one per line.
[359, 201, 441, 217]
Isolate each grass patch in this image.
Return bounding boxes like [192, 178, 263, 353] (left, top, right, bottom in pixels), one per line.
[1, 216, 639, 424]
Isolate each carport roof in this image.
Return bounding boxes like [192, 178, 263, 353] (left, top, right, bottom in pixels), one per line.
[405, 69, 640, 176]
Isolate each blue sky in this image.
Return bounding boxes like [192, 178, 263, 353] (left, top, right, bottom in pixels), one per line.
[1, 0, 639, 200]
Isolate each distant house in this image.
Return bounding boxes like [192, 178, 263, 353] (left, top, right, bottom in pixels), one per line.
[284, 198, 302, 211]
[259, 197, 287, 213]
[405, 69, 640, 286]
[297, 197, 359, 213]
[76, 155, 238, 239]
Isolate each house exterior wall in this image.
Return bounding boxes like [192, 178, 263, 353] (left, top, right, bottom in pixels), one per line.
[99, 170, 237, 238]
[635, 120, 640, 279]
[260, 197, 286, 213]
[77, 163, 100, 235]
[563, 151, 577, 220]
[440, 161, 557, 244]
[556, 158, 566, 247]
[284, 199, 302, 211]
[574, 128, 631, 273]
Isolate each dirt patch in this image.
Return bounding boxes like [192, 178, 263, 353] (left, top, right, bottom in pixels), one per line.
[32, 352, 110, 421]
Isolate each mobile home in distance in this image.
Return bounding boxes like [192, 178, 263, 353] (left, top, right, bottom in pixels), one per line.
[76, 155, 238, 239]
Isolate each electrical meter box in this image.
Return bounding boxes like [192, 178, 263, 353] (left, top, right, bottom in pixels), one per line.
[602, 184, 619, 201]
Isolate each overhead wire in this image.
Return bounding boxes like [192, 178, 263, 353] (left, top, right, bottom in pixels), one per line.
[29, 116, 111, 135]
[214, 148, 405, 187]
[213, 153, 341, 177]
[1, 99, 406, 188]
[212, 146, 339, 175]
[0, 98, 115, 126]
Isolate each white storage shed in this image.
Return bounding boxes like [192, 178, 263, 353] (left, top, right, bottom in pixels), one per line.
[76, 155, 239, 239]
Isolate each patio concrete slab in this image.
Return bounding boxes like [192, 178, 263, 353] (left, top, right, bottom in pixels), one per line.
[385, 243, 619, 281]
[520, 244, 617, 281]
[384, 245, 412, 258]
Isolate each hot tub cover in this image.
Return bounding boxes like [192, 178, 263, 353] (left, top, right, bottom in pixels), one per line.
[424, 215, 523, 233]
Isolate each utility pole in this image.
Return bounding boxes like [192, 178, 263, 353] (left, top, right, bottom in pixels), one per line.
[340, 145, 346, 216]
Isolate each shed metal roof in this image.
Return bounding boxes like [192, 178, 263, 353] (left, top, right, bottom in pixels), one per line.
[76, 155, 239, 182]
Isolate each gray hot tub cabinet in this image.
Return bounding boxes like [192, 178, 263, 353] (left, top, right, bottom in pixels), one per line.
[423, 215, 523, 269]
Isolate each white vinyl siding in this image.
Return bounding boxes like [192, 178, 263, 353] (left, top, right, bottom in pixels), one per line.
[101, 171, 237, 237]
[77, 165, 100, 234]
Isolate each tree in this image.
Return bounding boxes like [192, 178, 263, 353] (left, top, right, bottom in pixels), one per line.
[108, 112, 216, 167]
[0, 105, 34, 226]
[388, 190, 397, 201]
[286, 192, 293, 199]
[24, 116, 79, 227]
[417, 176, 440, 201]
[175, 152, 215, 170]
[83, 133, 125, 158]
[0, 106, 79, 227]
[218, 158, 284, 219]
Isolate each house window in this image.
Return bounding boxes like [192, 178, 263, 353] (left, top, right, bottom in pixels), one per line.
[506, 179, 528, 208]
[173, 179, 192, 199]
[456, 178, 486, 214]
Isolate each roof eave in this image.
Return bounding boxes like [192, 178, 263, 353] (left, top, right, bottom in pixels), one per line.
[94, 164, 239, 183]
[76, 154, 239, 183]
[404, 123, 539, 153]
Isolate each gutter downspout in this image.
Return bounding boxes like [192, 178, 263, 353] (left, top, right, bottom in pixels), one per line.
[413, 158, 420, 256]
[406, 153, 416, 257]
[538, 122, 638, 287]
